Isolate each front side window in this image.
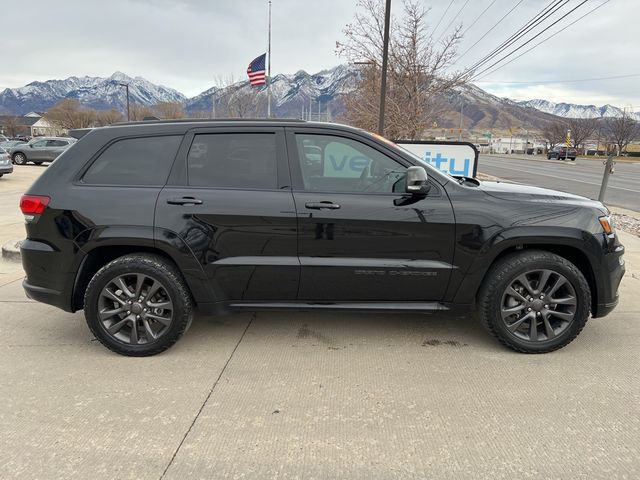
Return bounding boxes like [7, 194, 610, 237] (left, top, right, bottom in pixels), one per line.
[187, 133, 277, 189]
[295, 134, 406, 193]
[82, 135, 182, 186]
[31, 140, 47, 148]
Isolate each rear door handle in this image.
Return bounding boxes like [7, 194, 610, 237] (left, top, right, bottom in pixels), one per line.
[305, 201, 341, 210]
[166, 196, 203, 206]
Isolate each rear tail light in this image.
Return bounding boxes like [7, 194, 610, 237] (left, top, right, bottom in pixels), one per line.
[20, 195, 50, 215]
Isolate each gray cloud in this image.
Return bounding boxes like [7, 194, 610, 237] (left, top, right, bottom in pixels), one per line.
[1, 0, 636, 107]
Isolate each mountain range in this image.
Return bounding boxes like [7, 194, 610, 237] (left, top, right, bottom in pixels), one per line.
[1, 66, 637, 130]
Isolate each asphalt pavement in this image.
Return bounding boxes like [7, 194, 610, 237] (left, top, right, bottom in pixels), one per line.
[478, 155, 640, 213]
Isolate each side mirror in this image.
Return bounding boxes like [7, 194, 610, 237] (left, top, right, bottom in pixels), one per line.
[405, 166, 430, 194]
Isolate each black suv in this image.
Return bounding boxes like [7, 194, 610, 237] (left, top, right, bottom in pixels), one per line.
[20, 120, 625, 356]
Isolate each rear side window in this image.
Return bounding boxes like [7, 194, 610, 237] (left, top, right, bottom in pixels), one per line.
[83, 135, 182, 186]
[187, 133, 277, 189]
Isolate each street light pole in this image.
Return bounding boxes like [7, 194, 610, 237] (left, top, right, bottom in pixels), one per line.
[119, 83, 130, 121]
[378, 0, 391, 136]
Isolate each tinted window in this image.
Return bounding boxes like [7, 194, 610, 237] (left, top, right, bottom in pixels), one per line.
[31, 140, 47, 148]
[83, 135, 182, 186]
[295, 134, 405, 193]
[187, 133, 277, 189]
[47, 140, 66, 147]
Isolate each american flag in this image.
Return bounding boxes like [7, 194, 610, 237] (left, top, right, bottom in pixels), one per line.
[247, 53, 267, 86]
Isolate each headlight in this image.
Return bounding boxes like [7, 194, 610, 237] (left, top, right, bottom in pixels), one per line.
[599, 215, 614, 235]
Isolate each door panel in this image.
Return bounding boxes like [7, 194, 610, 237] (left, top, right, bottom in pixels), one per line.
[287, 129, 455, 302]
[294, 190, 454, 301]
[155, 127, 299, 302]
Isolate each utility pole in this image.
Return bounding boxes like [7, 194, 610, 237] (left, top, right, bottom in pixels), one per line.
[118, 83, 130, 121]
[378, 0, 391, 136]
[211, 90, 216, 119]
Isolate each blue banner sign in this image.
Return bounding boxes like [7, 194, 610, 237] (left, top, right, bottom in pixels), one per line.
[396, 142, 478, 178]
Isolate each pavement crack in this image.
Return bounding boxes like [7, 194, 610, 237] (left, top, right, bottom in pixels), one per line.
[159, 312, 255, 480]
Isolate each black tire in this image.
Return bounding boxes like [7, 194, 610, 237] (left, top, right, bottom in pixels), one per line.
[34, 161, 43, 165]
[478, 250, 590, 353]
[13, 152, 27, 165]
[84, 254, 193, 356]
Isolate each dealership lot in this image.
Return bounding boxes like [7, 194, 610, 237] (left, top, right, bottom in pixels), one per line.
[1, 166, 639, 478]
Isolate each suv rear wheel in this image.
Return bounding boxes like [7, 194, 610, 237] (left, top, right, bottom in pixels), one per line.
[84, 254, 193, 356]
[478, 250, 590, 353]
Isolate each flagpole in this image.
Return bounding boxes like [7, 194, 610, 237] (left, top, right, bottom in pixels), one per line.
[267, 0, 272, 118]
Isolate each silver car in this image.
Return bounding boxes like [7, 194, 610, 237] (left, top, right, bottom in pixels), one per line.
[11, 137, 77, 165]
[0, 147, 13, 177]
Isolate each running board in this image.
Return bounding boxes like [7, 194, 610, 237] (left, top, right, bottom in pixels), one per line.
[227, 301, 449, 312]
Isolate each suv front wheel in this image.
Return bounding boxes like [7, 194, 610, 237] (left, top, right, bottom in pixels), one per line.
[478, 250, 590, 353]
[84, 254, 193, 356]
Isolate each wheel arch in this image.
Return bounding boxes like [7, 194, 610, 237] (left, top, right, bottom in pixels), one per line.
[71, 241, 210, 312]
[476, 243, 598, 314]
[449, 231, 601, 314]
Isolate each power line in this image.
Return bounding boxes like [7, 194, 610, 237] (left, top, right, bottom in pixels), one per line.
[466, 0, 568, 75]
[435, 0, 471, 43]
[476, 73, 639, 85]
[461, 0, 499, 37]
[475, 0, 610, 81]
[456, 0, 526, 62]
[471, 0, 590, 80]
[431, 0, 456, 39]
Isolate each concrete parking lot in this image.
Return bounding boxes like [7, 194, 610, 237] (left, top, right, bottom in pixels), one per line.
[1, 166, 639, 479]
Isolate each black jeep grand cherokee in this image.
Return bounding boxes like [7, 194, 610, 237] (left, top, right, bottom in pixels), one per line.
[20, 120, 625, 356]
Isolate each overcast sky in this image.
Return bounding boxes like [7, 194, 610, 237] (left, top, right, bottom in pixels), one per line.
[1, 0, 637, 108]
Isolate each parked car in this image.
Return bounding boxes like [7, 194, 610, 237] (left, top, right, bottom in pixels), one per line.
[11, 137, 76, 165]
[0, 134, 9, 142]
[0, 140, 26, 152]
[548, 146, 577, 161]
[0, 147, 13, 177]
[20, 120, 625, 356]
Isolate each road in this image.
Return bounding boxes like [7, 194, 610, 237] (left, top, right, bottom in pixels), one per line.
[478, 155, 640, 212]
[1, 167, 640, 478]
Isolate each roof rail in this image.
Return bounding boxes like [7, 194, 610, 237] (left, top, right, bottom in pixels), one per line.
[111, 118, 307, 126]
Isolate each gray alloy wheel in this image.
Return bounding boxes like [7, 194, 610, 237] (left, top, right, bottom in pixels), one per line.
[98, 273, 174, 345]
[500, 269, 577, 342]
[13, 152, 27, 165]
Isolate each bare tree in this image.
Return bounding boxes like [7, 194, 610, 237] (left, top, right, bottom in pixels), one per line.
[130, 104, 155, 121]
[44, 99, 96, 129]
[541, 120, 567, 149]
[224, 87, 267, 118]
[1, 116, 23, 138]
[337, 0, 468, 139]
[565, 117, 597, 150]
[605, 111, 639, 155]
[189, 110, 211, 119]
[152, 102, 185, 119]
[95, 109, 123, 126]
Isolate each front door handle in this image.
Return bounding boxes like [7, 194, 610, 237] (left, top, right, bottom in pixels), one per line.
[166, 196, 203, 206]
[305, 201, 341, 210]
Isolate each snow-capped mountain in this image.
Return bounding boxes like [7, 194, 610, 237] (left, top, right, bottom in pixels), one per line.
[0, 72, 185, 114]
[185, 64, 359, 116]
[1, 66, 637, 129]
[517, 99, 640, 121]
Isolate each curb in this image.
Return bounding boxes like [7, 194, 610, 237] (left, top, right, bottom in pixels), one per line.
[1, 239, 23, 262]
